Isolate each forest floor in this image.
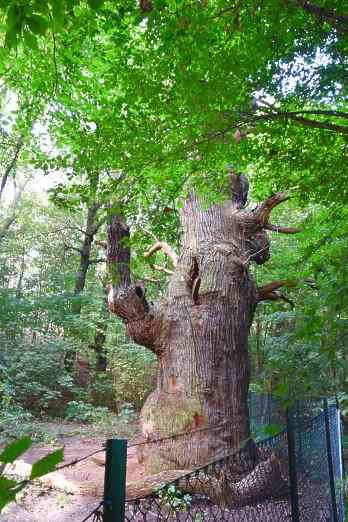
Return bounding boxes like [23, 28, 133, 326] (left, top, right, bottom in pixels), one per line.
[0, 420, 145, 522]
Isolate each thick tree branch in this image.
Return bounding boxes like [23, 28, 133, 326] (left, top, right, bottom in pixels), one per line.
[292, 0, 348, 34]
[280, 114, 348, 135]
[258, 280, 295, 307]
[72, 202, 102, 310]
[253, 192, 291, 225]
[258, 290, 294, 307]
[284, 110, 348, 120]
[144, 241, 178, 267]
[258, 280, 294, 295]
[107, 284, 162, 352]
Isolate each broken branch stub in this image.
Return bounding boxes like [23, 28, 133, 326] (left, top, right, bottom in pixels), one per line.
[144, 241, 178, 267]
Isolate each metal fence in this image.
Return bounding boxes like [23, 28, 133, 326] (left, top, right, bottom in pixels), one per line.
[85, 396, 345, 522]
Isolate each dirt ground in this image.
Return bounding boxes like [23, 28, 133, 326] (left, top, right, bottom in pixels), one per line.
[1, 426, 145, 522]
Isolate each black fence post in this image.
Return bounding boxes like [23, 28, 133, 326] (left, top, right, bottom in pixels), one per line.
[323, 399, 339, 522]
[286, 407, 300, 522]
[104, 439, 127, 522]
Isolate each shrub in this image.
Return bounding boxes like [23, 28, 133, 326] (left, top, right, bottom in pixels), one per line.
[0, 334, 74, 415]
[108, 342, 157, 411]
[64, 401, 109, 423]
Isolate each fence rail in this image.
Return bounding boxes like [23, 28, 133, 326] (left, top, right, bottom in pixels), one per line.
[82, 395, 345, 522]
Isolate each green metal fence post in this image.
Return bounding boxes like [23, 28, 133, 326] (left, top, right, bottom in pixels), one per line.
[286, 407, 300, 522]
[103, 439, 127, 522]
[323, 399, 339, 522]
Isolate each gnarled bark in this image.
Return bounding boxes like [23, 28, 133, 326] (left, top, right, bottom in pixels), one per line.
[107, 167, 298, 479]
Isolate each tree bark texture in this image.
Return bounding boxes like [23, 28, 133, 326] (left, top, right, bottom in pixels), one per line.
[108, 170, 296, 474]
[72, 202, 102, 312]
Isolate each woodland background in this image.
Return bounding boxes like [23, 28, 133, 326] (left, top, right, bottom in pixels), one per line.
[0, 0, 347, 445]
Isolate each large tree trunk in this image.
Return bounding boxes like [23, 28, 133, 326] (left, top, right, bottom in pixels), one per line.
[108, 168, 297, 474]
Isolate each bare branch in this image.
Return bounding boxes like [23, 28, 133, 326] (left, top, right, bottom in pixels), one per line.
[144, 241, 178, 267]
[89, 258, 106, 264]
[258, 290, 295, 307]
[264, 224, 301, 234]
[64, 243, 83, 255]
[95, 240, 107, 249]
[258, 280, 294, 296]
[258, 280, 295, 307]
[150, 264, 174, 275]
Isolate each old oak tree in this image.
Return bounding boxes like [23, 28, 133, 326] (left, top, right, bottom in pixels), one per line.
[107, 166, 298, 480]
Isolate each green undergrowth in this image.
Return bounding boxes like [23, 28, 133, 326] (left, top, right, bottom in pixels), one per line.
[0, 404, 140, 446]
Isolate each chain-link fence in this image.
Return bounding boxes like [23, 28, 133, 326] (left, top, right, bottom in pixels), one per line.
[120, 396, 345, 522]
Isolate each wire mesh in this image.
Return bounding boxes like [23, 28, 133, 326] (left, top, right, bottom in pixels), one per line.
[124, 397, 345, 522]
[125, 430, 291, 521]
[81, 502, 104, 522]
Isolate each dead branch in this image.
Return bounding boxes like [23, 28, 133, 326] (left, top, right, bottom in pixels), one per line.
[258, 280, 295, 307]
[64, 243, 83, 255]
[144, 241, 178, 267]
[150, 264, 174, 275]
[89, 258, 106, 264]
[264, 224, 301, 234]
[95, 240, 107, 249]
[259, 290, 294, 307]
[258, 280, 294, 295]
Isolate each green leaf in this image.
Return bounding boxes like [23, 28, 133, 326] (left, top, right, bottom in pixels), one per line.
[87, 0, 104, 9]
[6, 4, 21, 29]
[0, 437, 32, 463]
[51, 0, 64, 28]
[273, 382, 290, 399]
[0, 476, 18, 512]
[262, 424, 283, 437]
[4, 27, 18, 49]
[29, 448, 64, 480]
[23, 29, 38, 49]
[27, 14, 49, 36]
